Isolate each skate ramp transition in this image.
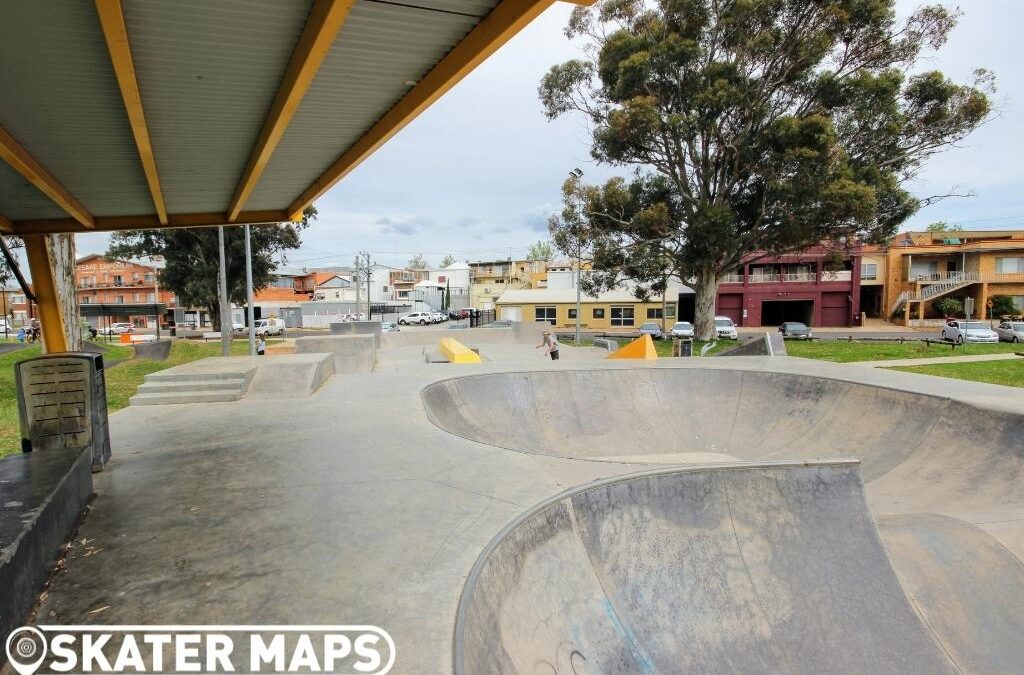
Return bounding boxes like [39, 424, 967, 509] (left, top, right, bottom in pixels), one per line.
[426, 369, 1024, 674]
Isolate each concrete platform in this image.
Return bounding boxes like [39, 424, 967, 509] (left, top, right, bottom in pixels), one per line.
[24, 350, 1024, 674]
[295, 335, 376, 373]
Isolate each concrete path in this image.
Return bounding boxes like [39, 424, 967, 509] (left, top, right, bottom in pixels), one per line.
[853, 352, 1024, 367]
[31, 352, 1024, 674]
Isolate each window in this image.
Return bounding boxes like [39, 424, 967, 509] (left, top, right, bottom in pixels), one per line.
[568, 308, 577, 319]
[666, 303, 676, 319]
[145, 273, 154, 282]
[593, 308, 605, 319]
[115, 295, 124, 303]
[114, 275, 124, 285]
[382, 285, 388, 293]
[147, 293, 155, 302]
[81, 297, 91, 304]
[437, 275, 446, 284]
[611, 306, 634, 327]
[134, 293, 141, 302]
[647, 308, 663, 319]
[996, 257, 1024, 274]
[535, 306, 556, 324]
[861, 263, 878, 280]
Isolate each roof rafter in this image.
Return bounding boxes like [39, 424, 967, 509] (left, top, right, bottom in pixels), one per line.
[0, 125, 95, 229]
[12, 210, 289, 235]
[285, 0, 558, 221]
[95, 0, 168, 225]
[0, 214, 14, 234]
[227, 0, 355, 223]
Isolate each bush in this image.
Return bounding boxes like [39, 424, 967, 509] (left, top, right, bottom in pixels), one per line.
[934, 297, 964, 318]
[989, 295, 1018, 317]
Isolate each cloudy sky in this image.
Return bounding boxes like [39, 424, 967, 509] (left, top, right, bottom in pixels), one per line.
[74, 0, 1024, 269]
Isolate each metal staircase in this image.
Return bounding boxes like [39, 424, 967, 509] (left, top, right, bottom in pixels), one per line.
[890, 273, 980, 315]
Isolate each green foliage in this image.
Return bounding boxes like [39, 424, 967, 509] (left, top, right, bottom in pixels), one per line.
[407, 253, 428, 269]
[527, 240, 555, 262]
[107, 208, 314, 329]
[989, 295, 1018, 317]
[439, 254, 457, 268]
[541, 0, 993, 338]
[935, 296, 964, 317]
[926, 221, 950, 232]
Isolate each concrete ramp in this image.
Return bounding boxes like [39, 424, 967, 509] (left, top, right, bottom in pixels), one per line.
[246, 353, 334, 399]
[456, 462, 957, 674]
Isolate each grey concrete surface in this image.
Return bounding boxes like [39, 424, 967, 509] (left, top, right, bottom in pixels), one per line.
[715, 332, 787, 356]
[22, 341, 1024, 674]
[246, 353, 335, 399]
[456, 462, 958, 674]
[330, 320, 383, 347]
[294, 334, 376, 373]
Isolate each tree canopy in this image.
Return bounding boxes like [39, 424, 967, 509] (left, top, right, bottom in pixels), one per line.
[107, 208, 315, 329]
[440, 253, 457, 268]
[527, 240, 556, 262]
[407, 253, 429, 269]
[541, 0, 992, 337]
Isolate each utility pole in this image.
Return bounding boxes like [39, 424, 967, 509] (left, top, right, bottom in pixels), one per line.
[218, 226, 231, 357]
[360, 252, 372, 318]
[244, 224, 256, 356]
[354, 255, 361, 317]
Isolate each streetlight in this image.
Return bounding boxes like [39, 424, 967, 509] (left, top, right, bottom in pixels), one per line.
[570, 168, 583, 345]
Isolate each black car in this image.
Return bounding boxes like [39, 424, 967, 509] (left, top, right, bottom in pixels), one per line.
[779, 322, 812, 339]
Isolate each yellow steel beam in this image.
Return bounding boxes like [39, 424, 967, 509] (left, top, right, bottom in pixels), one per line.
[286, 0, 557, 220]
[0, 126, 95, 229]
[228, 0, 355, 222]
[0, 214, 14, 233]
[95, 0, 168, 225]
[12, 209, 290, 235]
[23, 234, 68, 353]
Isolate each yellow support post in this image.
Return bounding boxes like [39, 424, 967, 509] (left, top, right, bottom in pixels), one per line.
[23, 234, 68, 353]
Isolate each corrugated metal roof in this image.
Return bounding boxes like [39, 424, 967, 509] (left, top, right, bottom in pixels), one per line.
[0, 160, 66, 220]
[246, 0, 488, 210]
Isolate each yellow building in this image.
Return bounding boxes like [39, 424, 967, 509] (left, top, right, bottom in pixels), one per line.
[885, 230, 1024, 323]
[858, 246, 887, 317]
[496, 288, 678, 332]
[469, 259, 546, 310]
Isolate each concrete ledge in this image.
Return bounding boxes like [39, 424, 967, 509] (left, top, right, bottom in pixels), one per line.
[592, 338, 618, 352]
[439, 338, 482, 364]
[0, 449, 93, 642]
[295, 335, 376, 373]
[329, 321, 382, 347]
[133, 338, 172, 361]
[248, 353, 335, 398]
[716, 333, 787, 357]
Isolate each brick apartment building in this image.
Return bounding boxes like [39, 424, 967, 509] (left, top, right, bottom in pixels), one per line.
[75, 255, 176, 326]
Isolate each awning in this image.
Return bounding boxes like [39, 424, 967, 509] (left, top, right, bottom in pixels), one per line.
[0, 0, 575, 236]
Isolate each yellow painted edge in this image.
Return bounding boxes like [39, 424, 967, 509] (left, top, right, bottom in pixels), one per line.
[227, 0, 355, 222]
[0, 126, 95, 229]
[286, 0, 557, 219]
[95, 0, 168, 225]
[23, 234, 68, 353]
[439, 338, 482, 364]
[0, 214, 14, 233]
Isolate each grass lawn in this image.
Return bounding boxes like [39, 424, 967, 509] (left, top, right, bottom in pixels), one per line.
[561, 337, 732, 357]
[785, 339, 1022, 363]
[889, 359, 1024, 388]
[1, 339, 279, 458]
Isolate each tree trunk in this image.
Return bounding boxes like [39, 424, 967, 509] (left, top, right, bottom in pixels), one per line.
[693, 267, 719, 341]
[45, 233, 83, 352]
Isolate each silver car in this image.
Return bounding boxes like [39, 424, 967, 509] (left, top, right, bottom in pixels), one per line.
[995, 321, 1024, 343]
[638, 322, 664, 340]
[941, 320, 999, 344]
[669, 321, 694, 338]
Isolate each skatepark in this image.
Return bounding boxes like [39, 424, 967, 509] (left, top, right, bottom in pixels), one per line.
[17, 324, 1023, 674]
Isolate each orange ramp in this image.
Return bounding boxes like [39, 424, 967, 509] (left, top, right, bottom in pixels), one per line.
[607, 334, 658, 360]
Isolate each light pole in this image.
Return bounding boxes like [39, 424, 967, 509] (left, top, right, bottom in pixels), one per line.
[570, 168, 584, 345]
[218, 226, 231, 357]
[244, 224, 256, 356]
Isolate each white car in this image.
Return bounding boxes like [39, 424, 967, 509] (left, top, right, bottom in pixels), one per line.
[380, 322, 400, 333]
[101, 322, 136, 335]
[669, 321, 695, 338]
[431, 312, 446, 323]
[254, 318, 286, 336]
[714, 316, 738, 339]
[399, 312, 433, 326]
[0, 319, 11, 334]
[942, 319, 998, 344]
[995, 321, 1024, 343]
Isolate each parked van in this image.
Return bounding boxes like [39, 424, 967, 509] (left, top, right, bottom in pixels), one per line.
[254, 318, 286, 337]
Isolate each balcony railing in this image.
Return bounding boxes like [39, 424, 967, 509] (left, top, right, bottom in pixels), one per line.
[819, 270, 851, 281]
[721, 273, 744, 283]
[723, 270, 853, 284]
[783, 272, 817, 282]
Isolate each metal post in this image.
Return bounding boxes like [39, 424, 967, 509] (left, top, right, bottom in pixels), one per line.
[244, 224, 256, 356]
[355, 256, 361, 317]
[218, 226, 231, 357]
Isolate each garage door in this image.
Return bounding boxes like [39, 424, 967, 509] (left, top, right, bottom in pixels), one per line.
[821, 292, 850, 327]
[501, 307, 522, 322]
[717, 293, 743, 324]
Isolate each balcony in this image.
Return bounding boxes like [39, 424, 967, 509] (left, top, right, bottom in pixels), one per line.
[723, 269, 853, 284]
[819, 270, 851, 282]
[721, 274, 744, 283]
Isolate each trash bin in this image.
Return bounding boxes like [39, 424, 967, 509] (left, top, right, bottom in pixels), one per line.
[679, 338, 694, 357]
[15, 352, 112, 471]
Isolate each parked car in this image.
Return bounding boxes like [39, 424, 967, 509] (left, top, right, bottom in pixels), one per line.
[0, 319, 11, 334]
[942, 319, 998, 344]
[430, 312, 447, 323]
[399, 312, 432, 325]
[100, 322, 135, 335]
[714, 316, 738, 339]
[232, 322, 245, 332]
[448, 310, 463, 320]
[669, 321, 694, 339]
[779, 321, 813, 339]
[254, 317, 286, 337]
[638, 322, 664, 340]
[380, 321, 400, 333]
[995, 320, 1024, 343]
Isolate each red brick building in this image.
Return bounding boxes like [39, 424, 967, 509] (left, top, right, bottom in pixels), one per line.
[75, 255, 175, 325]
[714, 245, 862, 327]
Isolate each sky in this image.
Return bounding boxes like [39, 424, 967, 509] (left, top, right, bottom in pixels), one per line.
[70, 0, 1024, 270]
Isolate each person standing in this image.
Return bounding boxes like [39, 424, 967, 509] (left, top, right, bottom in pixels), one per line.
[256, 336, 266, 356]
[537, 330, 560, 361]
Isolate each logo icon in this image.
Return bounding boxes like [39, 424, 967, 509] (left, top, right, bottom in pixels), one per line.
[5, 626, 47, 675]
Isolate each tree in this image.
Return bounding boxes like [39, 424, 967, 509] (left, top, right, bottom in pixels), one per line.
[407, 253, 428, 269]
[107, 208, 315, 330]
[439, 254, 457, 268]
[541, 0, 993, 339]
[527, 240, 555, 262]
[926, 221, 951, 232]
[989, 295, 1018, 317]
[935, 296, 963, 318]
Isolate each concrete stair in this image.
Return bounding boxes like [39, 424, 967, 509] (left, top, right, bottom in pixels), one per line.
[130, 366, 254, 406]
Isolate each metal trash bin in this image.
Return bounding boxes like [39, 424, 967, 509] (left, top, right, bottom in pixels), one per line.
[672, 338, 694, 357]
[15, 352, 112, 472]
